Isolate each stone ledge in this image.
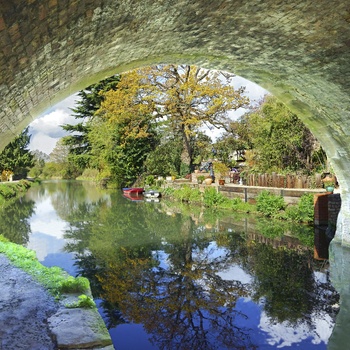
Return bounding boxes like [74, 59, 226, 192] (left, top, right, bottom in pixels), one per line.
[48, 306, 114, 350]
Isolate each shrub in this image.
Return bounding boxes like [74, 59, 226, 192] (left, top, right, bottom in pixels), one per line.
[203, 187, 230, 207]
[0, 184, 16, 199]
[197, 175, 206, 184]
[173, 185, 194, 202]
[155, 178, 164, 187]
[145, 175, 155, 186]
[19, 179, 31, 189]
[284, 193, 314, 223]
[231, 197, 256, 213]
[256, 190, 286, 217]
[180, 163, 190, 177]
[189, 188, 202, 202]
[78, 168, 100, 180]
[162, 187, 175, 196]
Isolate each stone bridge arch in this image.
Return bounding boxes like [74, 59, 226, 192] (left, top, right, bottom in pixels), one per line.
[1, 0, 350, 243]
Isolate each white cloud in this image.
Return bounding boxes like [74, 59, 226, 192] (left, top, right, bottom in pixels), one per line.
[217, 264, 252, 284]
[233, 76, 269, 103]
[259, 310, 333, 347]
[29, 132, 58, 155]
[28, 94, 80, 154]
[44, 94, 78, 115]
[30, 109, 75, 138]
[30, 196, 67, 238]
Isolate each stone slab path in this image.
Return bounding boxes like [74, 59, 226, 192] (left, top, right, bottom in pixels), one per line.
[0, 254, 58, 350]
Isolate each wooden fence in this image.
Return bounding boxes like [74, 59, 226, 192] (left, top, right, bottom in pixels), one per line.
[243, 172, 324, 189]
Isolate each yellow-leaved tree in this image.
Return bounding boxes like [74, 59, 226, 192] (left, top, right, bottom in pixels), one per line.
[97, 65, 249, 172]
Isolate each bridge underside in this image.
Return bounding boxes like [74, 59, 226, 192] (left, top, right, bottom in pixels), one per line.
[1, 0, 350, 243]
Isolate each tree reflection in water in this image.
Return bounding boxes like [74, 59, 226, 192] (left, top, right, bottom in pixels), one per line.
[0, 196, 35, 245]
[98, 242, 255, 349]
[61, 190, 338, 350]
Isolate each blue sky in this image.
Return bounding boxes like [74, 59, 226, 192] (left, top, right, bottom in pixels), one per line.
[28, 75, 269, 155]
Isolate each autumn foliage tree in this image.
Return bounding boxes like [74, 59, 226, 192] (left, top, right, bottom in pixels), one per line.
[97, 65, 249, 172]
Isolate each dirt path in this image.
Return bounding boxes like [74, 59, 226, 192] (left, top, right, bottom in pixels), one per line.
[0, 254, 58, 350]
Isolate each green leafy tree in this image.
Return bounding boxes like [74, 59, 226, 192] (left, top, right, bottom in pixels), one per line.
[213, 115, 255, 167]
[191, 132, 213, 168]
[0, 197, 35, 244]
[0, 127, 34, 179]
[28, 150, 48, 178]
[250, 244, 315, 324]
[64, 199, 255, 349]
[243, 96, 323, 173]
[144, 137, 182, 176]
[49, 138, 70, 164]
[144, 131, 212, 177]
[88, 110, 159, 185]
[42, 139, 80, 179]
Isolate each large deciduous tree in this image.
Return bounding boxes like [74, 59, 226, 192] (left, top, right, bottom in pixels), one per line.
[98, 65, 249, 172]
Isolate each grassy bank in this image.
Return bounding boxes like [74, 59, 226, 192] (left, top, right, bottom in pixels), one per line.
[0, 235, 95, 308]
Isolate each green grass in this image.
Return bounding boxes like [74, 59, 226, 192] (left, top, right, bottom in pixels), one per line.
[0, 235, 94, 307]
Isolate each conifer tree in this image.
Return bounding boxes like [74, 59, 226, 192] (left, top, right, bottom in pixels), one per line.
[0, 127, 34, 179]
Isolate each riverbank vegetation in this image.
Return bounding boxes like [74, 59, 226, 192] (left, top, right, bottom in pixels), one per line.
[163, 185, 314, 223]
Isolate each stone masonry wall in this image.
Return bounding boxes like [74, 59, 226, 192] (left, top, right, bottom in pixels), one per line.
[329, 193, 342, 225]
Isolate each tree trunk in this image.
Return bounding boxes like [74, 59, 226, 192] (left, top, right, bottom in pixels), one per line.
[180, 129, 193, 172]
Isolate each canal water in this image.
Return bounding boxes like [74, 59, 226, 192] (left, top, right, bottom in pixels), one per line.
[1, 181, 340, 349]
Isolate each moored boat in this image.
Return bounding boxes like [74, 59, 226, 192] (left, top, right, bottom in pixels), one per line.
[122, 187, 144, 195]
[143, 189, 161, 198]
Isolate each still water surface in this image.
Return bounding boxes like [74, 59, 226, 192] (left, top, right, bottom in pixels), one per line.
[2, 181, 340, 349]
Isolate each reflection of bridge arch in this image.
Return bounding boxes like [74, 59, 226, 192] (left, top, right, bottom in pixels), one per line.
[0, 0, 350, 243]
